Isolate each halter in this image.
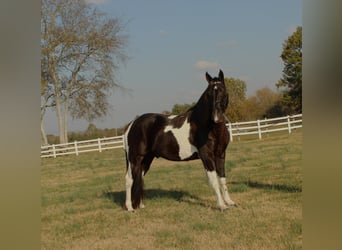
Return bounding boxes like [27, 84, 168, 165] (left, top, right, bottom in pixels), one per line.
[211, 81, 230, 123]
[212, 83, 217, 118]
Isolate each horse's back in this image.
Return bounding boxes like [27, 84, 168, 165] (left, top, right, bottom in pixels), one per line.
[125, 113, 167, 155]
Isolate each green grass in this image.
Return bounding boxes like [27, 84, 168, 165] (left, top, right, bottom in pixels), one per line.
[41, 129, 302, 249]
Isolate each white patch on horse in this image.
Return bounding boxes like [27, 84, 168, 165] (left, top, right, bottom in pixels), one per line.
[207, 171, 227, 210]
[164, 118, 198, 160]
[219, 177, 235, 206]
[123, 121, 133, 152]
[124, 122, 134, 211]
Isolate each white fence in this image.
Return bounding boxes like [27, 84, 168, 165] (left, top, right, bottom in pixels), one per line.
[41, 114, 302, 158]
[228, 114, 302, 141]
[41, 136, 124, 158]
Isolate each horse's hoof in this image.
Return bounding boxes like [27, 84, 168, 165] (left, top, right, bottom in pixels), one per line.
[219, 205, 228, 211]
[226, 200, 236, 206]
[125, 204, 134, 212]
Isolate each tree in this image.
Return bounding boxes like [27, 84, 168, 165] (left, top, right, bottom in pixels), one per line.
[242, 87, 282, 120]
[244, 87, 282, 120]
[41, 73, 54, 145]
[41, 0, 127, 144]
[224, 77, 247, 122]
[277, 26, 302, 114]
[171, 102, 196, 115]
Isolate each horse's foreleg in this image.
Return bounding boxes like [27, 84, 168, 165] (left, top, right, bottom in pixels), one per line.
[206, 170, 227, 211]
[216, 157, 236, 206]
[219, 177, 236, 206]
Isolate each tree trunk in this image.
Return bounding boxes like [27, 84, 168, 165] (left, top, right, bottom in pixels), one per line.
[54, 85, 66, 144]
[41, 117, 48, 145]
[63, 98, 69, 143]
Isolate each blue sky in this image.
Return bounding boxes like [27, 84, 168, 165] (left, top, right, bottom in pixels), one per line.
[44, 0, 302, 134]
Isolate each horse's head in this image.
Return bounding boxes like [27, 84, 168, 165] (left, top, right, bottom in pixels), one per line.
[205, 70, 229, 123]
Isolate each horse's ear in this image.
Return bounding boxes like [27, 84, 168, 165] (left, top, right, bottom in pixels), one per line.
[205, 72, 212, 83]
[219, 69, 224, 82]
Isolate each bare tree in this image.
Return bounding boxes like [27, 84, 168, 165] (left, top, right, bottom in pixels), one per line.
[41, 76, 55, 145]
[41, 0, 127, 144]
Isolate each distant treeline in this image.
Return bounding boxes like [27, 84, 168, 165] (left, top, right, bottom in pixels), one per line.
[46, 124, 126, 145]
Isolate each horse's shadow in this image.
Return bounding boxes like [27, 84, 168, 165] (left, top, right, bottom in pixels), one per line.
[103, 188, 212, 210]
[231, 180, 302, 193]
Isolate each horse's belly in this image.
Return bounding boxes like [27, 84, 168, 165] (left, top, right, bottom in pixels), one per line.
[156, 141, 198, 161]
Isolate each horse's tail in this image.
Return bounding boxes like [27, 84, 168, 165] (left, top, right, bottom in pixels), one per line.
[131, 164, 144, 209]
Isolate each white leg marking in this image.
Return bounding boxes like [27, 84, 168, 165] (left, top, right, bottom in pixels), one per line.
[164, 118, 198, 160]
[124, 122, 134, 211]
[125, 164, 134, 211]
[219, 177, 235, 206]
[139, 200, 145, 209]
[207, 171, 227, 210]
[139, 172, 145, 209]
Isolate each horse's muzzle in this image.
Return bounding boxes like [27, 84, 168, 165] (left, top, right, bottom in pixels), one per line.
[213, 111, 225, 123]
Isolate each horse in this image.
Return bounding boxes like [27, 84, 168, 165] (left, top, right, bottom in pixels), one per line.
[123, 70, 236, 211]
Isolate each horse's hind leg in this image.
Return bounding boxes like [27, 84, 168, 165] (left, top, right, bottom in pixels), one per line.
[139, 153, 155, 209]
[125, 159, 134, 211]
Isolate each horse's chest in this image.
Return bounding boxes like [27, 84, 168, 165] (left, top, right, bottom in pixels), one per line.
[163, 121, 198, 160]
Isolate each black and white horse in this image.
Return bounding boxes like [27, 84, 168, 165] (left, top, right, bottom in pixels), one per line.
[124, 70, 235, 211]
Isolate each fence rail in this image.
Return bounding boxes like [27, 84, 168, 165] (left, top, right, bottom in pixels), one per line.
[41, 136, 124, 158]
[228, 114, 302, 141]
[41, 114, 302, 158]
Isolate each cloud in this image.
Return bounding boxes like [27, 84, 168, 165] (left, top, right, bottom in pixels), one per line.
[194, 60, 220, 70]
[159, 29, 168, 37]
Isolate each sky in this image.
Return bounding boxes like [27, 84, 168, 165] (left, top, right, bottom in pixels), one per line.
[44, 0, 302, 135]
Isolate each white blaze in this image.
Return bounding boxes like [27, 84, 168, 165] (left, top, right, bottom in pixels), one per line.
[164, 118, 198, 160]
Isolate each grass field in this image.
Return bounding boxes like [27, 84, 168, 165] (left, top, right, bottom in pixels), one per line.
[41, 130, 302, 250]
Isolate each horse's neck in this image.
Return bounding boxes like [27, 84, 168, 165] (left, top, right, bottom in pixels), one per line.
[190, 93, 213, 126]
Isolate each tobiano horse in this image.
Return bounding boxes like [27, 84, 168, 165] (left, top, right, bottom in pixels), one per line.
[123, 70, 236, 211]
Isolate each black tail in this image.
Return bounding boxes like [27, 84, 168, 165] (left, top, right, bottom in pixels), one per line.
[131, 165, 144, 209]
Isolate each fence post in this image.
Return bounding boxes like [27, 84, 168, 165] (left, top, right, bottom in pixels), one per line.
[98, 138, 102, 152]
[287, 115, 292, 134]
[74, 141, 78, 156]
[257, 120, 262, 140]
[52, 144, 56, 158]
[228, 123, 233, 142]
[264, 117, 269, 137]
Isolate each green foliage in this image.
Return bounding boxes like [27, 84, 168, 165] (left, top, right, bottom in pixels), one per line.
[277, 26, 302, 114]
[224, 77, 247, 122]
[171, 102, 196, 115]
[47, 124, 125, 144]
[243, 87, 282, 120]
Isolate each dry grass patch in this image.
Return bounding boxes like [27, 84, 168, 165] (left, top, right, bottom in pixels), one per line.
[41, 130, 302, 249]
